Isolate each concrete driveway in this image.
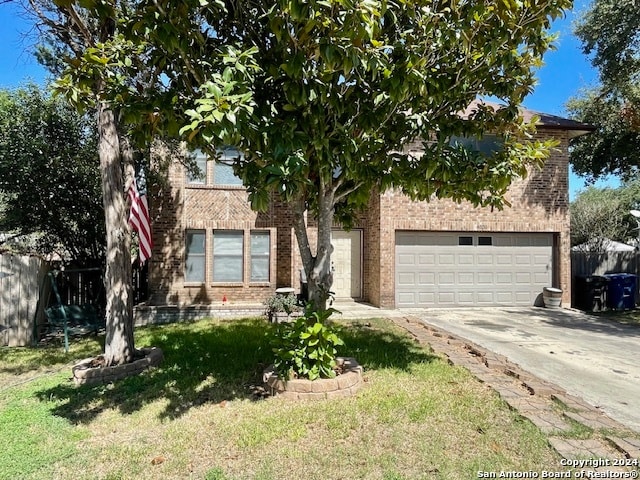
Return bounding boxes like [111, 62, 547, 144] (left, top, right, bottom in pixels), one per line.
[405, 307, 640, 432]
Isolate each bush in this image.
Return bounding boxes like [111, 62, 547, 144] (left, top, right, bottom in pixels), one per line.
[263, 293, 299, 317]
[271, 306, 344, 381]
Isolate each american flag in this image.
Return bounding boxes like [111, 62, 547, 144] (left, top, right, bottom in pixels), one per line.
[128, 173, 152, 263]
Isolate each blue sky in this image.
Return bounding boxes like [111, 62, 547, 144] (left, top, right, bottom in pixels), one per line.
[0, 0, 616, 199]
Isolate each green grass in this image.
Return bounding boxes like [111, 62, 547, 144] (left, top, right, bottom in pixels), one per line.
[590, 309, 640, 327]
[1, 317, 567, 479]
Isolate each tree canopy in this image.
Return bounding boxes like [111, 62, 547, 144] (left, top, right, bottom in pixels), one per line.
[568, 0, 640, 181]
[570, 180, 640, 250]
[178, 0, 571, 306]
[0, 84, 104, 262]
[27, 0, 573, 312]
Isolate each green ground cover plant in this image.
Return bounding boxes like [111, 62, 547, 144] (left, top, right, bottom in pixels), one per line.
[1, 317, 565, 479]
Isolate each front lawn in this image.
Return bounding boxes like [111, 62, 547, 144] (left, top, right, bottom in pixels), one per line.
[0, 317, 561, 479]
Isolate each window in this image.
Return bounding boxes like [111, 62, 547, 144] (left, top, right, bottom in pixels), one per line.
[186, 149, 207, 184]
[458, 236, 473, 246]
[214, 148, 244, 186]
[250, 232, 270, 282]
[185, 230, 206, 282]
[186, 147, 243, 186]
[450, 134, 503, 155]
[213, 230, 244, 282]
[478, 236, 493, 246]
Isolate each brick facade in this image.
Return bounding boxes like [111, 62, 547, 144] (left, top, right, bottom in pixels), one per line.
[147, 127, 572, 309]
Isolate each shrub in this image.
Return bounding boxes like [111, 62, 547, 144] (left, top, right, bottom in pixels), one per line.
[263, 293, 299, 317]
[271, 306, 344, 381]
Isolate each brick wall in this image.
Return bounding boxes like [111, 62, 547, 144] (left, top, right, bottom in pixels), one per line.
[148, 128, 571, 309]
[374, 128, 571, 307]
[148, 153, 297, 306]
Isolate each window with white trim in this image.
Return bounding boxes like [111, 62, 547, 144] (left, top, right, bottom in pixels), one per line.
[250, 231, 270, 282]
[186, 149, 207, 184]
[185, 230, 206, 282]
[185, 147, 243, 186]
[213, 230, 244, 282]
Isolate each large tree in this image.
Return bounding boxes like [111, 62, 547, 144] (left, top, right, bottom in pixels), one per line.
[0, 84, 104, 262]
[22, 0, 253, 365]
[568, 0, 640, 181]
[570, 180, 640, 250]
[23, 0, 572, 323]
[179, 0, 571, 308]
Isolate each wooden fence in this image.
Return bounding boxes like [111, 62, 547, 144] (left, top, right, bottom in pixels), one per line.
[571, 251, 640, 278]
[1, 254, 150, 347]
[0, 254, 49, 347]
[571, 251, 640, 309]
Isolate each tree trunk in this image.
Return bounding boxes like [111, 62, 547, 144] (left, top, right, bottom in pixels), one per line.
[98, 100, 135, 366]
[291, 189, 335, 312]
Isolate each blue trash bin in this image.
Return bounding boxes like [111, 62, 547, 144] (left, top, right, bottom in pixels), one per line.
[603, 273, 637, 310]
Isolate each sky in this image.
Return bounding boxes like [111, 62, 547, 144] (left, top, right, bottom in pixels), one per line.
[0, 0, 617, 199]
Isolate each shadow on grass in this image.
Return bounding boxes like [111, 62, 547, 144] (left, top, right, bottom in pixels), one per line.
[0, 338, 103, 378]
[35, 317, 435, 425]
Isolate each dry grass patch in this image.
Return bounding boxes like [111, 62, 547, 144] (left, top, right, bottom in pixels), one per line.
[1, 317, 563, 480]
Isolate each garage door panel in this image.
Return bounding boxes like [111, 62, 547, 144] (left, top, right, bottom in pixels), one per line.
[476, 291, 496, 304]
[477, 254, 494, 265]
[515, 272, 532, 284]
[418, 272, 435, 285]
[397, 292, 416, 305]
[438, 292, 455, 303]
[438, 272, 455, 284]
[496, 272, 513, 284]
[496, 254, 512, 265]
[418, 292, 435, 303]
[458, 254, 474, 265]
[496, 291, 514, 303]
[398, 254, 415, 265]
[418, 254, 436, 265]
[458, 272, 474, 284]
[477, 272, 494, 284]
[534, 272, 550, 283]
[438, 254, 455, 265]
[396, 231, 553, 307]
[533, 254, 550, 266]
[398, 272, 415, 285]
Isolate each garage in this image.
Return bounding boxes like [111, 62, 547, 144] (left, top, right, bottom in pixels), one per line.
[395, 231, 554, 307]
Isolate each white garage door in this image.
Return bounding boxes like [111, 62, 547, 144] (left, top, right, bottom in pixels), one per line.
[395, 232, 553, 307]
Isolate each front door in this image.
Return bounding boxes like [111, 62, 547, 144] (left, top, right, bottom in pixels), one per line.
[331, 230, 362, 299]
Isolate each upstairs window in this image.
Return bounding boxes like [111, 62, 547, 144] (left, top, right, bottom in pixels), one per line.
[185, 147, 244, 186]
[450, 134, 503, 155]
[186, 149, 207, 184]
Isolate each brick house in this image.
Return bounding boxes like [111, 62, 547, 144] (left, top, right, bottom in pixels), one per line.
[144, 105, 592, 314]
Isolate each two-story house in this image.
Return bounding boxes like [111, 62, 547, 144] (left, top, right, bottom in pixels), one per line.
[140, 104, 592, 321]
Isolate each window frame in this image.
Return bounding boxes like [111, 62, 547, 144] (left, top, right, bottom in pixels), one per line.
[184, 147, 244, 188]
[184, 229, 207, 283]
[249, 231, 271, 283]
[185, 149, 208, 185]
[212, 230, 245, 284]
